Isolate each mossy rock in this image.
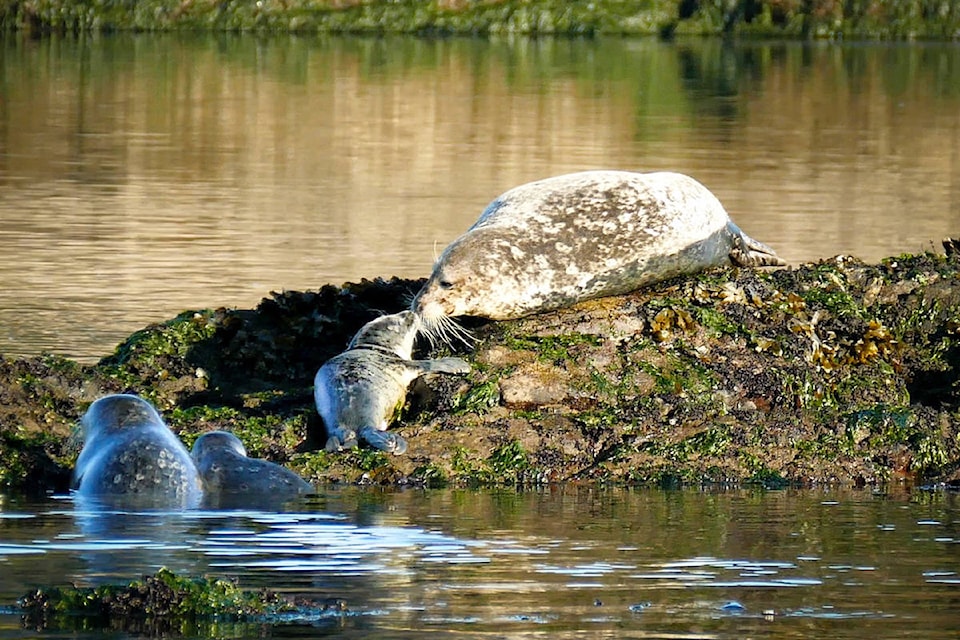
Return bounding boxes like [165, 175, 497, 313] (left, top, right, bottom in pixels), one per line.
[16, 568, 347, 633]
[1, 250, 959, 493]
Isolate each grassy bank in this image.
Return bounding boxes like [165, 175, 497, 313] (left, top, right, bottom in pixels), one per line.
[1, 0, 958, 40]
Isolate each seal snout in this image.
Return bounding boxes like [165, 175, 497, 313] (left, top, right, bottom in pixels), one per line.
[411, 279, 458, 322]
[413, 294, 447, 323]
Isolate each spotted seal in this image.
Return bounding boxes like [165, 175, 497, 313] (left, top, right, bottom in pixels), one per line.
[72, 394, 202, 508]
[413, 170, 785, 335]
[314, 310, 471, 454]
[190, 431, 315, 507]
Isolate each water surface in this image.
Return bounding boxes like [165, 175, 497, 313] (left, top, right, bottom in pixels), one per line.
[1, 36, 958, 361]
[0, 487, 957, 639]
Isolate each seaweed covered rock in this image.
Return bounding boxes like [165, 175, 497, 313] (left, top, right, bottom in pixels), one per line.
[0, 254, 959, 493]
[16, 567, 329, 634]
[434, 252, 960, 487]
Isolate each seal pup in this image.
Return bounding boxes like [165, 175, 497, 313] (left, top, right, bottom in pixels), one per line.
[190, 431, 315, 508]
[413, 170, 785, 335]
[314, 310, 470, 454]
[73, 394, 202, 509]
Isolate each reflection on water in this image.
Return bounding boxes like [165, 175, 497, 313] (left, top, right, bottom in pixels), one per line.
[0, 36, 958, 361]
[0, 487, 958, 638]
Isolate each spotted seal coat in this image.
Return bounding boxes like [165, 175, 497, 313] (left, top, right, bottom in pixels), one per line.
[72, 394, 202, 508]
[314, 310, 471, 454]
[191, 431, 315, 507]
[413, 170, 785, 331]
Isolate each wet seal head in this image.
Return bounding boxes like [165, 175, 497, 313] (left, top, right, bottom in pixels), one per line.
[191, 431, 315, 508]
[314, 310, 471, 455]
[345, 307, 420, 356]
[73, 394, 202, 508]
[412, 170, 785, 339]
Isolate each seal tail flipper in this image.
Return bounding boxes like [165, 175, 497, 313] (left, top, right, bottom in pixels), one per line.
[727, 222, 787, 267]
[414, 357, 471, 375]
[358, 427, 408, 455]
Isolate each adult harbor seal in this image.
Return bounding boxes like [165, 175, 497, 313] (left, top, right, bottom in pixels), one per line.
[72, 394, 202, 508]
[191, 431, 315, 507]
[413, 170, 785, 332]
[314, 310, 470, 455]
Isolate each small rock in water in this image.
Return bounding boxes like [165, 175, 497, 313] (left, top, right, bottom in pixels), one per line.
[721, 601, 746, 611]
[629, 602, 652, 613]
[593, 598, 603, 607]
[322, 598, 348, 612]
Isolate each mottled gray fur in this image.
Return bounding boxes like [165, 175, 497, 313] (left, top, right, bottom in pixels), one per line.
[191, 431, 314, 507]
[314, 311, 470, 454]
[73, 394, 202, 508]
[413, 170, 784, 323]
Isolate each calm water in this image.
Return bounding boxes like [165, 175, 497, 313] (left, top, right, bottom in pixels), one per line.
[0, 35, 958, 361]
[0, 487, 958, 639]
[2, 38, 959, 636]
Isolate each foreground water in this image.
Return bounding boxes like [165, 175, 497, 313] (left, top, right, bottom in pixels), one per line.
[1, 35, 958, 361]
[0, 487, 957, 638]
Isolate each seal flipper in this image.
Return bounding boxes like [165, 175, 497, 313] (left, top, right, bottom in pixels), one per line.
[358, 426, 408, 455]
[726, 222, 786, 267]
[413, 357, 471, 375]
[325, 428, 358, 453]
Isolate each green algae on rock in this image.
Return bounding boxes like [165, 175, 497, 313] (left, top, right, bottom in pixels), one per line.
[16, 567, 312, 633]
[0, 252, 959, 492]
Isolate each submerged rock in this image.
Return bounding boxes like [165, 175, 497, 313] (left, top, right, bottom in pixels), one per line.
[17, 567, 307, 633]
[1, 248, 959, 493]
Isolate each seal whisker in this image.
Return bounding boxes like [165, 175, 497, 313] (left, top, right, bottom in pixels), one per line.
[421, 315, 475, 350]
[443, 316, 476, 348]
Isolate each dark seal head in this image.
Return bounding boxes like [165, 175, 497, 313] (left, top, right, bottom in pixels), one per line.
[190, 431, 314, 508]
[314, 310, 470, 455]
[412, 170, 784, 330]
[73, 394, 202, 509]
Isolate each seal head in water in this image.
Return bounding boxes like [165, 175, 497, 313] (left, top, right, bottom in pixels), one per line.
[73, 394, 202, 508]
[191, 430, 315, 507]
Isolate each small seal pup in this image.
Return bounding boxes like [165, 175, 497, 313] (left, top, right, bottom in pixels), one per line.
[191, 431, 315, 508]
[413, 170, 785, 334]
[73, 394, 202, 508]
[314, 310, 470, 454]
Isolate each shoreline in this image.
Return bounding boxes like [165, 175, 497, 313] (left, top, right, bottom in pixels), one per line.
[1, 0, 958, 41]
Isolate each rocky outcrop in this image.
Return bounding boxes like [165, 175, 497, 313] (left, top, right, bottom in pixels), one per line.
[2, 246, 959, 493]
